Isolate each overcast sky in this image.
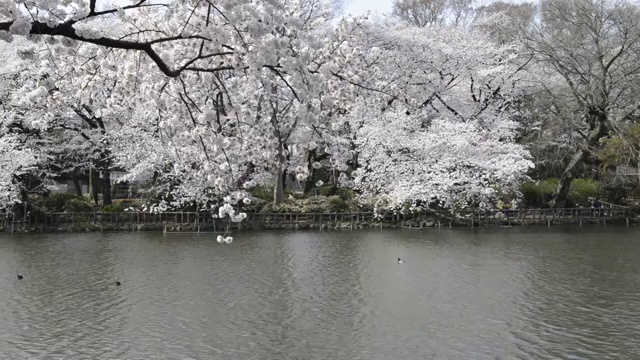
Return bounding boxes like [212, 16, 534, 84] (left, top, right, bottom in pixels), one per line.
[110, 0, 524, 18]
[344, 0, 393, 17]
[343, 0, 534, 17]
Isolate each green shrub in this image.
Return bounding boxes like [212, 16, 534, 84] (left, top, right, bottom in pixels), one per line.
[251, 185, 273, 202]
[258, 195, 357, 213]
[520, 182, 543, 208]
[42, 193, 86, 212]
[521, 178, 609, 207]
[286, 189, 306, 199]
[519, 178, 559, 208]
[327, 196, 350, 212]
[260, 202, 299, 213]
[539, 178, 559, 195]
[64, 198, 94, 213]
[29, 206, 47, 220]
[318, 184, 336, 196]
[630, 187, 640, 198]
[259, 203, 274, 213]
[251, 184, 308, 203]
[241, 197, 267, 213]
[335, 188, 354, 201]
[102, 203, 126, 213]
[568, 178, 602, 204]
[300, 196, 331, 213]
[601, 177, 635, 205]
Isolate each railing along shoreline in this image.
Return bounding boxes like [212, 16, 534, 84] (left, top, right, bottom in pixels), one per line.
[0, 206, 635, 233]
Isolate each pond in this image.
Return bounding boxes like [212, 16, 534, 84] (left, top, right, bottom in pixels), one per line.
[1, 227, 639, 359]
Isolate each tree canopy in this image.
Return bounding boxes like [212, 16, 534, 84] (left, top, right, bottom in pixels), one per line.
[1, 0, 639, 222]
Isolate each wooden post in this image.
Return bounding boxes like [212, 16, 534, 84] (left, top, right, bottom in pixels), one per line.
[23, 201, 27, 232]
[547, 218, 550, 228]
[626, 217, 629, 227]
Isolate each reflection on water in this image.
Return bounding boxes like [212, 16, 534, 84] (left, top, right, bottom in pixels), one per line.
[1, 227, 640, 359]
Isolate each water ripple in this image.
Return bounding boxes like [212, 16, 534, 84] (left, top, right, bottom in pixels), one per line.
[1, 229, 640, 359]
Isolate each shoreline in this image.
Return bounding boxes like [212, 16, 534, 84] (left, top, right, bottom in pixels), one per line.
[1, 211, 636, 234]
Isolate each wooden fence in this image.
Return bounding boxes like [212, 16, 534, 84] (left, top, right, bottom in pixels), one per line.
[0, 206, 634, 233]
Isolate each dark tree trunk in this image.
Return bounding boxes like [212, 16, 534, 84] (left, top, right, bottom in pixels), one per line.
[72, 176, 82, 196]
[281, 145, 290, 193]
[93, 116, 112, 206]
[281, 168, 288, 194]
[20, 188, 28, 204]
[273, 162, 285, 205]
[549, 109, 608, 208]
[235, 162, 256, 189]
[91, 169, 100, 205]
[273, 143, 286, 205]
[303, 149, 316, 195]
[549, 148, 584, 208]
[303, 150, 330, 196]
[19, 188, 29, 219]
[303, 171, 316, 195]
[102, 167, 112, 206]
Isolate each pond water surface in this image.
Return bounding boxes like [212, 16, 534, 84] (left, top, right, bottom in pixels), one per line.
[1, 227, 639, 359]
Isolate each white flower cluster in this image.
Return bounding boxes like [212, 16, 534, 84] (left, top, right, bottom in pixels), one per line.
[216, 235, 233, 244]
[0, 0, 540, 215]
[217, 203, 248, 222]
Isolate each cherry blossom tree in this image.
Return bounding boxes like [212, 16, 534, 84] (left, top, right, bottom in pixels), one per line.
[340, 25, 535, 210]
[0, 40, 50, 208]
[0, 0, 370, 208]
[0, 0, 538, 218]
